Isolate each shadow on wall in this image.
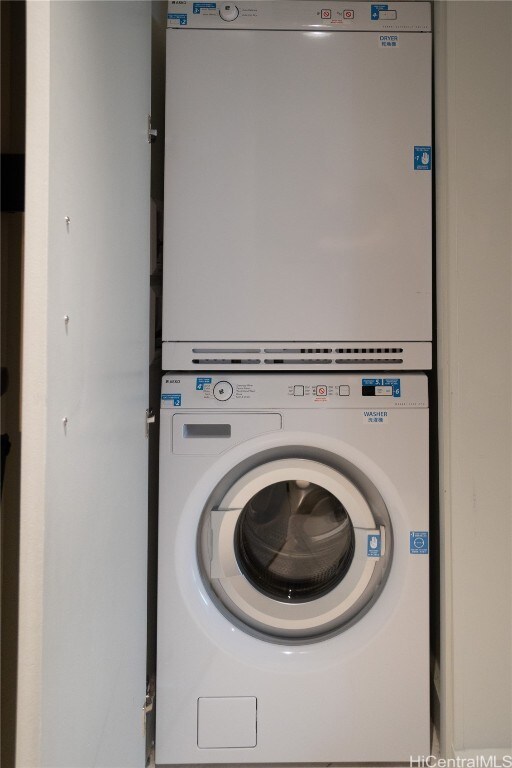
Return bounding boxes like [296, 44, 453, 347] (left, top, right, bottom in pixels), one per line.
[1, 2, 26, 768]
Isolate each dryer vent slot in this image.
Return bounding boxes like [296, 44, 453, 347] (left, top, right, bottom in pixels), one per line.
[192, 348, 262, 354]
[335, 347, 404, 354]
[334, 358, 404, 365]
[263, 348, 333, 354]
[192, 359, 262, 365]
[264, 359, 333, 365]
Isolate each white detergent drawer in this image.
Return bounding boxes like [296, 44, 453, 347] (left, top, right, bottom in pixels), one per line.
[172, 413, 282, 454]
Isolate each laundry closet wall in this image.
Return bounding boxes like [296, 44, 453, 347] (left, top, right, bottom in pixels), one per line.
[435, 0, 512, 756]
[17, 2, 151, 765]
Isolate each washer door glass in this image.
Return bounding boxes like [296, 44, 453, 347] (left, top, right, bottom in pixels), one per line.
[202, 458, 391, 641]
[235, 480, 355, 602]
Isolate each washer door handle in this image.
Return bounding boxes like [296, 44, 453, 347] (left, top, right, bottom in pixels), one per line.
[209, 508, 243, 579]
[354, 524, 386, 558]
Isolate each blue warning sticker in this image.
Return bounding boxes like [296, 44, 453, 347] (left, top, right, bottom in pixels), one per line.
[371, 4, 388, 20]
[168, 12, 188, 25]
[362, 378, 401, 397]
[162, 393, 182, 406]
[367, 533, 382, 558]
[385, 378, 401, 397]
[410, 531, 429, 554]
[193, 2, 216, 12]
[414, 146, 432, 171]
[196, 377, 212, 391]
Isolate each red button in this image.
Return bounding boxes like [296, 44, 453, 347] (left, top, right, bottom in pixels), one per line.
[321, 9, 331, 19]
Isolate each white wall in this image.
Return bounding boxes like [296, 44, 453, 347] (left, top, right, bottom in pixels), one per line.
[18, 3, 151, 766]
[435, 0, 512, 755]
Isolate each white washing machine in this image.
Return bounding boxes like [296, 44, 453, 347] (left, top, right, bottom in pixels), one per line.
[163, 1, 432, 371]
[156, 372, 430, 765]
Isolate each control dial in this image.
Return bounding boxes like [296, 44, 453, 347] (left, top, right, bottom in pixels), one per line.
[213, 381, 233, 401]
[219, 3, 239, 21]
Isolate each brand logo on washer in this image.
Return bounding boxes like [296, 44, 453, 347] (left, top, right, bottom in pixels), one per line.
[165, 378, 181, 383]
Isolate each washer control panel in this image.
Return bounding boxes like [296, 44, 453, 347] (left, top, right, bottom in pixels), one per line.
[161, 373, 428, 409]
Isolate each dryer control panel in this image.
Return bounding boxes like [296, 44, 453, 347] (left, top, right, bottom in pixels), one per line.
[161, 373, 428, 409]
[167, 1, 431, 31]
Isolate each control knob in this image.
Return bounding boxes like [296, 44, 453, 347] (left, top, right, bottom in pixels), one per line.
[219, 3, 239, 21]
[213, 381, 233, 401]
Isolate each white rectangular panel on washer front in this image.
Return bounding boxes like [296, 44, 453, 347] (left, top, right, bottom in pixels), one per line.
[197, 697, 257, 749]
[163, 1, 432, 370]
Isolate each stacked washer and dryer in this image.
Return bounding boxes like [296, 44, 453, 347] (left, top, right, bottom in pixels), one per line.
[157, 2, 432, 765]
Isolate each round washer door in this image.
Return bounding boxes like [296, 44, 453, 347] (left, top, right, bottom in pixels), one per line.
[200, 458, 390, 641]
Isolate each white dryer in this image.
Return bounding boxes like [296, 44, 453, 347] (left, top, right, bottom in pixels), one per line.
[163, 1, 432, 371]
[156, 372, 430, 765]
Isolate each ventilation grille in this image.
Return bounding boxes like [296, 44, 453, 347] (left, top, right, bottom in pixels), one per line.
[192, 359, 262, 365]
[185, 344, 411, 368]
[336, 347, 403, 354]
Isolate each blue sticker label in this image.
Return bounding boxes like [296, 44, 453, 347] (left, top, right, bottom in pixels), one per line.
[371, 3, 388, 20]
[414, 146, 432, 170]
[196, 377, 212, 391]
[162, 393, 182, 406]
[362, 378, 401, 397]
[367, 533, 381, 558]
[168, 12, 188, 25]
[384, 377, 401, 397]
[193, 2, 216, 12]
[410, 531, 429, 554]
